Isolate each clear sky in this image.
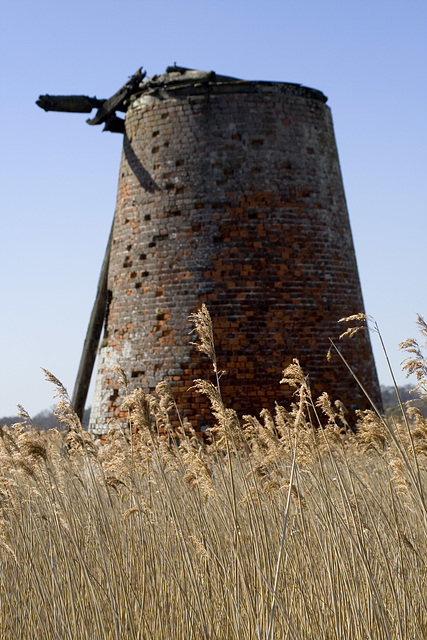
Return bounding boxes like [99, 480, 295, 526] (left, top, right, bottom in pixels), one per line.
[1, 0, 426, 417]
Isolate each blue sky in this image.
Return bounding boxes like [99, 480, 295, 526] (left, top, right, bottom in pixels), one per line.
[1, 0, 426, 417]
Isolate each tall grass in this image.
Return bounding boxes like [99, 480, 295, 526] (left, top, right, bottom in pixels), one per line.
[0, 309, 426, 639]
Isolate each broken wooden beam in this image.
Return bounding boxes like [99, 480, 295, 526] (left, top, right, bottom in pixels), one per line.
[36, 95, 103, 113]
[86, 68, 146, 126]
[72, 225, 113, 421]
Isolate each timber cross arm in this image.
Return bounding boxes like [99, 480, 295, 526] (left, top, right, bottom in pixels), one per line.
[36, 68, 146, 133]
[35, 95, 103, 113]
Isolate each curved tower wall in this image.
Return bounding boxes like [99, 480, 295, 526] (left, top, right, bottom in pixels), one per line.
[89, 74, 381, 434]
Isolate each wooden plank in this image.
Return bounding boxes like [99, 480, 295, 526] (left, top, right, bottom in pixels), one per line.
[86, 68, 145, 126]
[36, 95, 103, 113]
[72, 225, 113, 421]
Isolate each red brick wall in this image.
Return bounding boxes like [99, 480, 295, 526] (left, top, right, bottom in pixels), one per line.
[89, 79, 381, 434]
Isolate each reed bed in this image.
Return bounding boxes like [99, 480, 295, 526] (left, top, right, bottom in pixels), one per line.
[0, 309, 426, 639]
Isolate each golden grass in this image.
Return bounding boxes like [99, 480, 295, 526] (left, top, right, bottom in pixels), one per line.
[0, 308, 426, 639]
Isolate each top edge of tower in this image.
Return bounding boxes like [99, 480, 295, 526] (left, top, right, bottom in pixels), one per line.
[35, 66, 328, 134]
[134, 65, 328, 104]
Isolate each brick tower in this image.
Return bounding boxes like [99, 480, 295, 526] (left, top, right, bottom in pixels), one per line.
[86, 67, 381, 434]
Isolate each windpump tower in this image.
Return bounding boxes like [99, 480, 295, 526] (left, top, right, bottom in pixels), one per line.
[37, 66, 382, 434]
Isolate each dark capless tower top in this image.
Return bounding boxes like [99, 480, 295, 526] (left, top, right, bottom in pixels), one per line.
[37, 65, 327, 134]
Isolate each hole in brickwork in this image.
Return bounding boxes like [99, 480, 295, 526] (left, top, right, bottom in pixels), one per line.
[126, 244, 132, 251]
[166, 210, 182, 218]
[152, 147, 159, 154]
[248, 212, 257, 219]
[164, 141, 169, 148]
[148, 241, 156, 248]
[212, 162, 222, 169]
[213, 235, 222, 243]
[175, 186, 185, 194]
[231, 133, 241, 141]
[130, 272, 137, 278]
[216, 179, 226, 186]
[192, 223, 201, 232]
[135, 282, 142, 289]
[153, 163, 161, 170]
[224, 168, 233, 175]
[141, 270, 149, 277]
[252, 168, 261, 174]
[212, 202, 229, 209]
[176, 159, 185, 166]
[165, 183, 174, 191]
[161, 113, 169, 119]
[140, 253, 147, 260]
[144, 214, 151, 221]
[131, 370, 145, 378]
[123, 259, 132, 268]
[251, 139, 264, 146]
[306, 147, 314, 154]
[152, 131, 160, 138]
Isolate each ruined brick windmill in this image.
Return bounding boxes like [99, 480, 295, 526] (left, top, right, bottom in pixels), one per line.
[37, 66, 382, 435]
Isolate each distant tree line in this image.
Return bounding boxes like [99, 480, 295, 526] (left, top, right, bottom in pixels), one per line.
[380, 384, 427, 418]
[0, 407, 91, 430]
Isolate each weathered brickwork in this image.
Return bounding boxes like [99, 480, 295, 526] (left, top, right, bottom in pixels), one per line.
[89, 71, 381, 434]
